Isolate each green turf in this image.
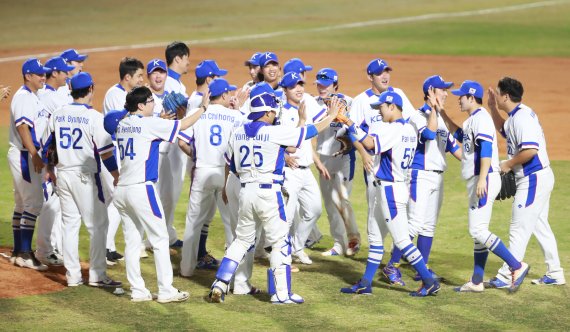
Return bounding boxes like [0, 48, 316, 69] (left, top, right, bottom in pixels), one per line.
[0, 125, 569, 331]
[1, 0, 570, 56]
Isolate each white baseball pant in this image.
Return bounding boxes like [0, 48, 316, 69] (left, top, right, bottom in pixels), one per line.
[56, 170, 108, 284]
[36, 177, 63, 256]
[466, 173, 501, 248]
[114, 182, 179, 299]
[101, 161, 122, 252]
[407, 169, 444, 238]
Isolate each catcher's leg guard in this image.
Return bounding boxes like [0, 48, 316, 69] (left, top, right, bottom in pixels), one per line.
[270, 265, 304, 304]
[215, 257, 239, 283]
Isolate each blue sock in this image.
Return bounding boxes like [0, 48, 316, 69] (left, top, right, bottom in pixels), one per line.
[417, 235, 433, 265]
[388, 245, 402, 266]
[198, 233, 208, 258]
[12, 212, 22, 253]
[472, 247, 489, 284]
[20, 211, 37, 253]
[489, 237, 521, 270]
[402, 244, 434, 287]
[363, 245, 383, 282]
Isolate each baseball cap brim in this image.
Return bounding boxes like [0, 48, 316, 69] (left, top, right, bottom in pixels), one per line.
[228, 85, 237, 91]
[30, 66, 52, 75]
[316, 78, 334, 87]
[451, 88, 466, 96]
[215, 69, 228, 77]
[261, 60, 278, 67]
[73, 54, 88, 62]
[304, 65, 313, 72]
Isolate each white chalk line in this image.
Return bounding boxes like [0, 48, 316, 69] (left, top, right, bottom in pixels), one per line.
[0, 0, 567, 64]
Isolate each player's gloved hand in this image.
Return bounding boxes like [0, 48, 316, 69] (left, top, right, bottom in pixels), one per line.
[496, 170, 516, 201]
[162, 92, 188, 118]
[332, 135, 353, 157]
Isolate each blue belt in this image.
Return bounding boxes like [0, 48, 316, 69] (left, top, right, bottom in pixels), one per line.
[241, 183, 273, 189]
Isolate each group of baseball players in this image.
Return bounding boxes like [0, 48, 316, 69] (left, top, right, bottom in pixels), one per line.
[5, 41, 565, 304]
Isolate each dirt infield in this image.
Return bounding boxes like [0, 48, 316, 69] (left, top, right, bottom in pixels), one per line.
[0, 247, 91, 298]
[0, 46, 568, 298]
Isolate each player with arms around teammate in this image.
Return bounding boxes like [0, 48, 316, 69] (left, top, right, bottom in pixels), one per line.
[208, 92, 342, 304]
[340, 91, 439, 297]
[8, 58, 50, 270]
[383, 76, 462, 284]
[313, 68, 360, 257]
[45, 72, 122, 288]
[437, 80, 530, 293]
[113, 86, 206, 302]
[486, 77, 565, 287]
[179, 78, 242, 277]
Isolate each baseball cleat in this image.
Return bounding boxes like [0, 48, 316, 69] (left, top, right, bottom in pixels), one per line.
[454, 280, 484, 293]
[209, 280, 228, 303]
[106, 249, 123, 265]
[38, 252, 64, 266]
[509, 262, 530, 293]
[157, 290, 189, 304]
[305, 235, 323, 249]
[413, 268, 442, 282]
[270, 293, 304, 304]
[9, 251, 19, 265]
[233, 286, 262, 295]
[67, 279, 84, 287]
[290, 265, 300, 273]
[196, 253, 219, 270]
[89, 276, 122, 288]
[140, 247, 149, 258]
[15, 252, 48, 271]
[340, 279, 372, 295]
[531, 275, 566, 286]
[131, 293, 156, 302]
[346, 241, 361, 256]
[293, 250, 313, 265]
[321, 248, 341, 257]
[381, 263, 406, 286]
[484, 277, 511, 289]
[409, 281, 440, 297]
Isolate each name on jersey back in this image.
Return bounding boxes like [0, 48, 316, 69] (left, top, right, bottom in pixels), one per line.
[54, 115, 90, 124]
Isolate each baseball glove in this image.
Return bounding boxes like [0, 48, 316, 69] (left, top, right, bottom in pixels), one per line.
[46, 134, 58, 166]
[496, 171, 516, 200]
[332, 135, 353, 157]
[323, 94, 349, 124]
[162, 92, 188, 115]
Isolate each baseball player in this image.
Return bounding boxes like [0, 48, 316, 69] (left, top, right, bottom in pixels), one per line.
[57, 48, 87, 103]
[45, 72, 121, 288]
[112, 86, 205, 303]
[34, 56, 76, 266]
[383, 75, 462, 284]
[347, 58, 415, 282]
[159, 41, 191, 248]
[313, 67, 360, 257]
[147, 59, 169, 118]
[340, 90, 440, 297]
[242, 52, 262, 89]
[277, 71, 329, 266]
[487, 77, 565, 286]
[208, 92, 342, 304]
[437, 80, 530, 292]
[102, 57, 145, 264]
[179, 78, 241, 277]
[8, 58, 50, 270]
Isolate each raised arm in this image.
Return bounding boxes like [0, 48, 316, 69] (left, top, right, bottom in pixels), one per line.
[487, 87, 506, 133]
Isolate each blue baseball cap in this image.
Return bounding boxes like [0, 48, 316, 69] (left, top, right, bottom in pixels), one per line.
[278, 72, 305, 89]
[248, 93, 279, 120]
[195, 60, 228, 79]
[250, 82, 274, 98]
[244, 52, 262, 66]
[147, 59, 167, 74]
[70, 72, 94, 90]
[208, 78, 236, 97]
[22, 58, 50, 75]
[451, 80, 484, 99]
[44, 56, 75, 73]
[370, 90, 403, 109]
[60, 49, 88, 63]
[259, 52, 279, 67]
[423, 75, 454, 94]
[367, 58, 392, 75]
[104, 109, 128, 135]
[283, 58, 313, 75]
[315, 68, 338, 87]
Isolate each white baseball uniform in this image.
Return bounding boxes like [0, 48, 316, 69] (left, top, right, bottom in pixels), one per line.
[36, 84, 68, 257]
[277, 101, 323, 255]
[315, 94, 360, 254]
[179, 104, 241, 277]
[113, 114, 183, 300]
[494, 103, 563, 282]
[407, 103, 460, 239]
[101, 83, 127, 253]
[158, 70, 190, 244]
[56, 81, 73, 105]
[8, 85, 47, 254]
[48, 102, 114, 285]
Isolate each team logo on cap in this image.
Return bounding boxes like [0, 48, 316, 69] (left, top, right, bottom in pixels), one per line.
[291, 73, 298, 80]
[386, 95, 393, 103]
[469, 88, 476, 94]
[264, 52, 272, 59]
[152, 60, 160, 66]
[377, 60, 384, 67]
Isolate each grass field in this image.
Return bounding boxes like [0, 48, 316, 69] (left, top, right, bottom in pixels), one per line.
[1, 0, 570, 330]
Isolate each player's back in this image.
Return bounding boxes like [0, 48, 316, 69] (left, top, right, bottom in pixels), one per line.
[460, 108, 499, 180]
[103, 84, 127, 115]
[50, 103, 112, 173]
[374, 120, 417, 182]
[191, 104, 240, 168]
